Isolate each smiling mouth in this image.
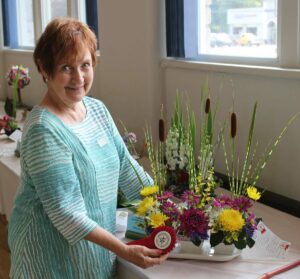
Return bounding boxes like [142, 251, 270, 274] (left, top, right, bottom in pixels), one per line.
[65, 86, 84, 91]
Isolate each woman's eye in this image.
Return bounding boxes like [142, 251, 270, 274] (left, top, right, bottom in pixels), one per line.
[62, 65, 71, 71]
[82, 63, 91, 68]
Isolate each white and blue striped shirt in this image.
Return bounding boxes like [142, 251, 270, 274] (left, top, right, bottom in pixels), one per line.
[8, 96, 151, 279]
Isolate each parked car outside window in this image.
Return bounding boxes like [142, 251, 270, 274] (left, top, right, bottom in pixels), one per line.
[210, 33, 233, 47]
[239, 33, 264, 46]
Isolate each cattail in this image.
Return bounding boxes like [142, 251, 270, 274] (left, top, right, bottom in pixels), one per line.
[231, 112, 237, 138]
[159, 118, 165, 142]
[205, 97, 211, 114]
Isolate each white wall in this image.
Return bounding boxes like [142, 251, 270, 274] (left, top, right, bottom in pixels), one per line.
[1, 0, 299, 201]
[97, 0, 164, 145]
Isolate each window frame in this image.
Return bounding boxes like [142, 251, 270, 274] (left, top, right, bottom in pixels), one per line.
[188, 0, 300, 69]
[1, 0, 97, 50]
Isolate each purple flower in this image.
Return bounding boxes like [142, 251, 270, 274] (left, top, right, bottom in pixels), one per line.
[161, 201, 180, 221]
[181, 190, 200, 206]
[245, 225, 255, 238]
[122, 132, 137, 145]
[157, 191, 174, 201]
[178, 208, 210, 240]
[213, 194, 232, 208]
[232, 196, 253, 212]
[247, 212, 258, 229]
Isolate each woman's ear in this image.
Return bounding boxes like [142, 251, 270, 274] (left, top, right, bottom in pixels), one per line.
[37, 60, 49, 83]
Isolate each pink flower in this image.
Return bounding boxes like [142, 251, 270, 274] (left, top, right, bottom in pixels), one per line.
[232, 196, 252, 212]
[178, 208, 210, 240]
[161, 201, 180, 221]
[213, 194, 232, 208]
[6, 65, 30, 89]
[181, 190, 200, 206]
[157, 191, 174, 201]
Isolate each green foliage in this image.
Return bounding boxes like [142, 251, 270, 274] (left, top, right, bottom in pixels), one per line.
[222, 102, 299, 196]
[210, 231, 224, 247]
[144, 126, 167, 193]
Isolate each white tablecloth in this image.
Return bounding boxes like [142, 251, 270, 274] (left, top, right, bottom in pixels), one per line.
[0, 102, 22, 220]
[116, 201, 300, 279]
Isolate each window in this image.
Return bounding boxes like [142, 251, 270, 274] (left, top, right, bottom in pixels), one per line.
[199, 0, 277, 59]
[166, 0, 300, 68]
[1, 0, 32, 48]
[1, 0, 99, 49]
[16, 0, 35, 47]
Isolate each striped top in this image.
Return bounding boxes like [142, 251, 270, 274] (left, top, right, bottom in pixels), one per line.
[8, 97, 151, 279]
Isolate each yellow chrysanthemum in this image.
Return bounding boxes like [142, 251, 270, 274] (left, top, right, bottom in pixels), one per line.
[247, 186, 261, 201]
[149, 212, 169, 228]
[140, 185, 159, 196]
[218, 209, 245, 232]
[136, 197, 155, 216]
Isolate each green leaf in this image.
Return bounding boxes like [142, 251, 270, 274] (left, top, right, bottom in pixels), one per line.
[247, 237, 255, 248]
[239, 102, 257, 194]
[127, 157, 144, 187]
[210, 231, 224, 247]
[235, 240, 246, 250]
[191, 236, 202, 247]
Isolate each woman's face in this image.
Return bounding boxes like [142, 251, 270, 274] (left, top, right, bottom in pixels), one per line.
[46, 47, 94, 106]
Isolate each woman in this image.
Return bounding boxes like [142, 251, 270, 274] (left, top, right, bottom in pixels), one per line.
[8, 17, 167, 278]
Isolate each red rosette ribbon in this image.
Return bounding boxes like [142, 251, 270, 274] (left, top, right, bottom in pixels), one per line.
[127, 226, 176, 255]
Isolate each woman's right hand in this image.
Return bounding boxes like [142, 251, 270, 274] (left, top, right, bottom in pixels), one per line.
[120, 244, 169, 269]
[84, 226, 168, 269]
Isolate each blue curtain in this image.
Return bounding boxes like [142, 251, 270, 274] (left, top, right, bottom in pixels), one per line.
[165, 0, 185, 58]
[86, 0, 99, 41]
[2, 0, 18, 48]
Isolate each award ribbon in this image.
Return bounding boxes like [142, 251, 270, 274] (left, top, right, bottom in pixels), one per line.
[127, 226, 176, 255]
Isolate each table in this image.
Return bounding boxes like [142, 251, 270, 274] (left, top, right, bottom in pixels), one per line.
[1, 111, 299, 278]
[117, 200, 300, 279]
[0, 103, 23, 221]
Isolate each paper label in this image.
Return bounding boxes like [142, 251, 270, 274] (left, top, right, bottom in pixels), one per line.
[97, 136, 108, 147]
[154, 231, 172, 250]
[251, 221, 291, 258]
[116, 210, 128, 232]
[8, 129, 22, 142]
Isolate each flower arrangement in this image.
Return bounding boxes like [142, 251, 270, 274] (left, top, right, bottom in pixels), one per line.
[127, 80, 298, 253]
[0, 115, 19, 136]
[135, 186, 210, 246]
[5, 65, 31, 118]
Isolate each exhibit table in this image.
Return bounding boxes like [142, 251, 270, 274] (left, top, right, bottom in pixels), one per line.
[0, 106, 299, 278]
[116, 201, 300, 279]
[0, 103, 22, 221]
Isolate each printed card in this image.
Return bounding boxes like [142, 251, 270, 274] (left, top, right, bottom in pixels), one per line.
[251, 221, 291, 258]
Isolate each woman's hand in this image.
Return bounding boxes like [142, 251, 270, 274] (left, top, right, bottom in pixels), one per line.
[85, 226, 168, 269]
[120, 245, 169, 269]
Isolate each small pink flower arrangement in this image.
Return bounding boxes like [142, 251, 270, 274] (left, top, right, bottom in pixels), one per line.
[6, 65, 31, 89]
[0, 115, 19, 136]
[5, 65, 30, 117]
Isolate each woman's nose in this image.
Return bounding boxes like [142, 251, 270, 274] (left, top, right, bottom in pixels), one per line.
[72, 68, 84, 83]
